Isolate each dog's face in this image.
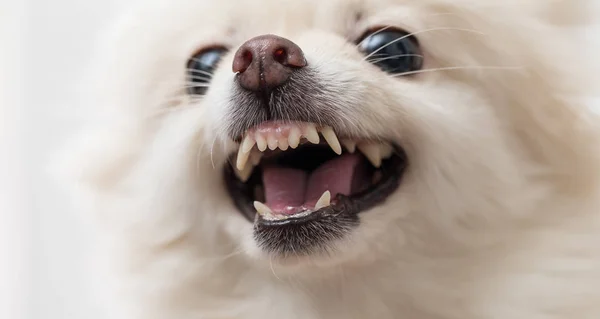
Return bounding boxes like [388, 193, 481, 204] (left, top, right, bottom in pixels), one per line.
[82, 0, 598, 272]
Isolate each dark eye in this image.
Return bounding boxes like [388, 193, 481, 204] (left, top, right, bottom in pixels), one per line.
[186, 47, 227, 95]
[358, 28, 423, 75]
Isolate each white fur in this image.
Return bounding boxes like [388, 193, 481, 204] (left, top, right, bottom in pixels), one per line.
[60, 0, 600, 318]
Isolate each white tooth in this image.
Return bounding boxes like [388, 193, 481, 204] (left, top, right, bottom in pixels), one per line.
[288, 127, 301, 149]
[357, 142, 382, 168]
[236, 145, 251, 171]
[253, 201, 273, 216]
[304, 124, 320, 144]
[321, 126, 342, 155]
[314, 191, 331, 210]
[278, 138, 289, 151]
[267, 135, 278, 150]
[235, 163, 253, 182]
[341, 139, 356, 153]
[255, 133, 267, 152]
[380, 143, 394, 159]
[250, 150, 262, 166]
[241, 135, 256, 154]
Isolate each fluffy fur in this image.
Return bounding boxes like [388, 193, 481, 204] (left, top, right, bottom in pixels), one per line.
[61, 0, 600, 318]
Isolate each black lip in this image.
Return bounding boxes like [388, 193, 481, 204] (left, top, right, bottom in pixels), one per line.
[253, 197, 360, 257]
[223, 145, 407, 256]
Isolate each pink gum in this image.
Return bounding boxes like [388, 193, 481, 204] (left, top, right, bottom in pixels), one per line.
[247, 121, 309, 139]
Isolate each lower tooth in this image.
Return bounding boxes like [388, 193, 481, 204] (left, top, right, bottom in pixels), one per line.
[314, 191, 331, 210]
[254, 201, 273, 216]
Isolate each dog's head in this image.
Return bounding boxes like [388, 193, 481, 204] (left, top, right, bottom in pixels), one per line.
[71, 0, 600, 272]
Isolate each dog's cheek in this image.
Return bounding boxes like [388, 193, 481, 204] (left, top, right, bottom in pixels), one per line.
[378, 85, 538, 246]
[65, 109, 234, 245]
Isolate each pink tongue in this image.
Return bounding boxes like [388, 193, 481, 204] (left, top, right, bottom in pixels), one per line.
[262, 154, 362, 214]
[261, 168, 307, 213]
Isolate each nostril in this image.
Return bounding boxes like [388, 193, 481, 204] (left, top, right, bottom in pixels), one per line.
[242, 50, 253, 67]
[233, 34, 307, 91]
[273, 48, 287, 65]
[233, 49, 254, 73]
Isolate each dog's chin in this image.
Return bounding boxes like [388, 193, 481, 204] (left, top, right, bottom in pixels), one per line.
[220, 121, 408, 262]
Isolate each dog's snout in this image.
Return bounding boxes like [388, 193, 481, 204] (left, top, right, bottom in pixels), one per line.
[232, 34, 307, 92]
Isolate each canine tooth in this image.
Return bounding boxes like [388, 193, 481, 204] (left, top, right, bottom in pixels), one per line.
[321, 126, 342, 155]
[241, 135, 255, 153]
[278, 138, 289, 151]
[341, 139, 356, 153]
[236, 146, 251, 171]
[250, 150, 262, 166]
[357, 143, 382, 168]
[253, 201, 273, 216]
[314, 191, 331, 210]
[255, 133, 267, 152]
[235, 163, 253, 182]
[380, 143, 394, 159]
[304, 124, 320, 144]
[288, 128, 301, 148]
[267, 135, 278, 150]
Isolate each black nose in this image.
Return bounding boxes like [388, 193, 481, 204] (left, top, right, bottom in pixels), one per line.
[232, 34, 307, 92]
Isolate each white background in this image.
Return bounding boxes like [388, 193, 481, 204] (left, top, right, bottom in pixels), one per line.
[1, 0, 131, 318]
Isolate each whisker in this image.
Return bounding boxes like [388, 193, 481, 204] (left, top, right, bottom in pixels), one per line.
[363, 53, 391, 60]
[269, 255, 282, 281]
[181, 78, 210, 85]
[185, 69, 214, 77]
[363, 27, 485, 62]
[209, 248, 244, 262]
[186, 75, 213, 81]
[367, 54, 424, 64]
[184, 81, 211, 86]
[356, 25, 393, 48]
[210, 136, 218, 170]
[182, 83, 212, 88]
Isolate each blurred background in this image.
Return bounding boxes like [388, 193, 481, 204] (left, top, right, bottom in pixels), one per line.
[1, 0, 131, 318]
[2, 1, 600, 319]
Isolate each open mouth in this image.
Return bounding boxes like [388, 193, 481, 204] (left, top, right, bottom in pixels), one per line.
[224, 121, 407, 228]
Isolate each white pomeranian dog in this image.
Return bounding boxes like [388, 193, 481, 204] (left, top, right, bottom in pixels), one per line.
[61, 0, 600, 318]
